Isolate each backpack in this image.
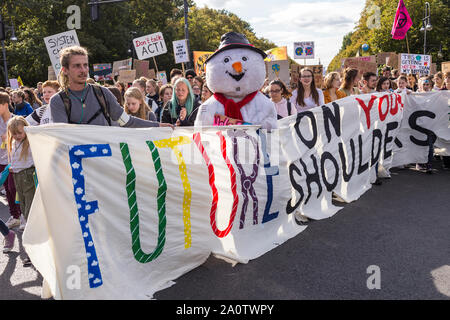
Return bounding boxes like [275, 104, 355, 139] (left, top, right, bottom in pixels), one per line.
[59, 84, 112, 126]
[277, 100, 292, 120]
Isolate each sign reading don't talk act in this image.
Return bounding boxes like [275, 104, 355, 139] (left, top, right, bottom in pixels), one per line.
[44, 30, 80, 76]
[133, 32, 167, 60]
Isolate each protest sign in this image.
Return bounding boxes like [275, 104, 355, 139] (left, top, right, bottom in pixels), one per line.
[399, 53, 432, 76]
[265, 47, 288, 62]
[193, 51, 214, 76]
[133, 32, 167, 60]
[157, 71, 168, 84]
[23, 91, 450, 299]
[294, 42, 315, 59]
[442, 62, 450, 74]
[173, 39, 190, 64]
[113, 58, 133, 77]
[376, 52, 396, 65]
[148, 69, 156, 80]
[48, 66, 57, 81]
[343, 57, 378, 77]
[93, 63, 113, 81]
[266, 60, 290, 86]
[44, 30, 80, 76]
[9, 79, 19, 89]
[386, 53, 399, 70]
[118, 70, 136, 84]
[133, 59, 151, 79]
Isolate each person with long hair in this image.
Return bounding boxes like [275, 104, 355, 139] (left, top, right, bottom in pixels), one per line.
[433, 72, 444, 90]
[124, 87, 156, 121]
[269, 79, 294, 119]
[115, 81, 126, 100]
[201, 83, 213, 103]
[323, 72, 346, 103]
[376, 76, 393, 92]
[155, 84, 173, 122]
[407, 74, 418, 92]
[290, 68, 324, 112]
[23, 88, 43, 110]
[338, 68, 361, 97]
[161, 78, 200, 126]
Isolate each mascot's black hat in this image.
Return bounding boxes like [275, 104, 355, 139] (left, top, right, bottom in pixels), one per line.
[205, 32, 267, 64]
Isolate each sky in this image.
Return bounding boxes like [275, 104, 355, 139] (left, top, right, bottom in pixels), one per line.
[194, 0, 367, 71]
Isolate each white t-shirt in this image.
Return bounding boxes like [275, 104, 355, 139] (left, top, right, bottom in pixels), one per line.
[290, 88, 325, 112]
[10, 139, 34, 173]
[26, 104, 53, 126]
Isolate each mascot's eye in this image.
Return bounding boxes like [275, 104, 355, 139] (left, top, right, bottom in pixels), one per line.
[242, 56, 248, 62]
[223, 56, 231, 64]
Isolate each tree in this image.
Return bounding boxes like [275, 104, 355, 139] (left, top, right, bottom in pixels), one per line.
[328, 0, 449, 72]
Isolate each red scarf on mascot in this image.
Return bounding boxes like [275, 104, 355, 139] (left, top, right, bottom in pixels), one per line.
[213, 91, 258, 121]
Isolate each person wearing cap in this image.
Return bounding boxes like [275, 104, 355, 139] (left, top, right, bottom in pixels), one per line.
[194, 32, 277, 129]
[185, 69, 197, 87]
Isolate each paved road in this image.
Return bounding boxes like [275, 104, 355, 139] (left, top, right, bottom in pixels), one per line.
[1, 161, 449, 300]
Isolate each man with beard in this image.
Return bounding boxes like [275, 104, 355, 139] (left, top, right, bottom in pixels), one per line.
[360, 72, 378, 94]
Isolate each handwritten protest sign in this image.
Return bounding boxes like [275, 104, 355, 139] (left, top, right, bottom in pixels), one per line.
[93, 63, 113, 81]
[399, 53, 432, 76]
[193, 51, 214, 75]
[133, 32, 167, 60]
[133, 59, 151, 79]
[442, 62, 450, 74]
[173, 39, 190, 64]
[113, 58, 132, 77]
[44, 30, 80, 76]
[157, 71, 167, 84]
[294, 42, 315, 59]
[118, 70, 136, 84]
[266, 60, 290, 86]
[386, 53, 399, 69]
[293, 64, 324, 88]
[9, 79, 19, 89]
[48, 66, 57, 81]
[343, 57, 378, 78]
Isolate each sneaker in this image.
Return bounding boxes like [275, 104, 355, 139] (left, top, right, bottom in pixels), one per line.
[23, 257, 32, 267]
[0, 188, 6, 196]
[3, 230, 15, 253]
[19, 215, 26, 231]
[5, 217, 20, 229]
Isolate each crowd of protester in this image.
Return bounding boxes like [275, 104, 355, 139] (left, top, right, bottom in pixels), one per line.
[0, 45, 449, 258]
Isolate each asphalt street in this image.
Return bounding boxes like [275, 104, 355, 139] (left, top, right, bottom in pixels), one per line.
[1, 161, 449, 300]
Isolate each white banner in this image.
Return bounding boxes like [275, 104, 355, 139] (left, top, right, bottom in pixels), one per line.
[44, 30, 80, 76]
[23, 92, 449, 299]
[133, 32, 167, 60]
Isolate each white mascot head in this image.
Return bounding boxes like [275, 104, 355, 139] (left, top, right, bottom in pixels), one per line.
[205, 32, 267, 98]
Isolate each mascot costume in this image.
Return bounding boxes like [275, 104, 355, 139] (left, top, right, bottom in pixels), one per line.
[194, 32, 277, 129]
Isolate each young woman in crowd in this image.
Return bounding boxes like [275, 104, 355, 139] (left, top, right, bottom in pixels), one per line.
[407, 74, 418, 92]
[192, 84, 202, 98]
[107, 86, 124, 107]
[338, 68, 360, 96]
[433, 72, 444, 90]
[290, 68, 324, 112]
[115, 81, 126, 100]
[155, 84, 173, 122]
[7, 116, 37, 266]
[193, 76, 204, 92]
[323, 72, 346, 103]
[376, 76, 393, 92]
[161, 78, 200, 126]
[23, 89, 42, 110]
[146, 79, 160, 107]
[201, 83, 213, 103]
[395, 75, 412, 94]
[124, 87, 157, 121]
[269, 79, 295, 119]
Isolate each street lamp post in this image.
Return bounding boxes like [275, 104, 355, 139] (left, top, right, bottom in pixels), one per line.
[0, 14, 17, 88]
[420, 2, 432, 55]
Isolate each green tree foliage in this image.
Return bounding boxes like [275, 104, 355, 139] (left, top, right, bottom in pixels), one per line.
[0, 0, 275, 87]
[328, 0, 449, 72]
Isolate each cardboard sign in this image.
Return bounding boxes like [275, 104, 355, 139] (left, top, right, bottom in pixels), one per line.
[266, 60, 290, 87]
[343, 57, 378, 78]
[442, 62, 450, 74]
[376, 52, 396, 65]
[386, 53, 399, 70]
[293, 41, 315, 59]
[193, 51, 214, 75]
[148, 69, 156, 80]
[157, 71, 167, 85]
[48, 66, 57, 81]
[93, 63, 113, 81]
[399, 53, 432, 76]
[173, 39, 190, 64]
[113, 58, 133, 77]
[118, 70, 136, 84]
[133, 59, 151, 79]
[133, 32, 167, 60]
[44, 30, 80, 76]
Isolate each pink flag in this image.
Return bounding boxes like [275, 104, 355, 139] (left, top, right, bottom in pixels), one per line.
[391, 0, 413, 40]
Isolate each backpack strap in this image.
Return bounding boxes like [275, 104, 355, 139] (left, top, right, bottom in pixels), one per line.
[91, 85, 112, 126]
[287, 100, 292, 116]
[59, 91, 74, 123]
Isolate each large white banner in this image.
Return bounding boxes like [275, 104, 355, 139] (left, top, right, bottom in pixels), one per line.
[23, 92, 449, 299]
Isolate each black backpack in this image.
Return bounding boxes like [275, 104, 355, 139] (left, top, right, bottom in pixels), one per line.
[59, 84, 112, 126]
[277, 100, 292, 120]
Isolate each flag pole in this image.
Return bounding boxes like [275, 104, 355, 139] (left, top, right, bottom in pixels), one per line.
[405, 33, 410, 54]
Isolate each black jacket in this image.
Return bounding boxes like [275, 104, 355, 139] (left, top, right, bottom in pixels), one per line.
[161, 99, 200, 126]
